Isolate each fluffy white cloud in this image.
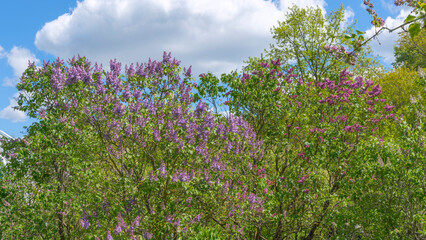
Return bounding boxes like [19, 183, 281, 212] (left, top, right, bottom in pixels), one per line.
[35, 0, 326, 76]
[364, 8, 411, 64]
[0, 93, 27, 123]
[342, 6, 355, 28]
[3, 46, 39, 87]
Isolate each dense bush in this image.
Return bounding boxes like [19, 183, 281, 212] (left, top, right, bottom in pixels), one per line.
[1, 54, 265, 239]
[1, 52, 424, 239]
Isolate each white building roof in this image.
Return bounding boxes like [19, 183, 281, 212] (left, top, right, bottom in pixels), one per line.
[0, 130, 13, 165]
[0, 130, 12, 139]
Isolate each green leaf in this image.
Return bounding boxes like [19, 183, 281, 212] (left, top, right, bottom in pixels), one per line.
[405, 14, 416, 23]
[356, 30, 365, 35]
[408, 22, 421, 39]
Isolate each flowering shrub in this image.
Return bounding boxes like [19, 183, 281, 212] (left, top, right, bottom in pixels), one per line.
[1, 53, 425, 239]
[1, 53, 267, 239]
[196, 58, 415, 238]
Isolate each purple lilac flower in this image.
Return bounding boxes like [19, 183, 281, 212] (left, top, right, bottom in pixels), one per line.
[260, 62, 269, 68]
[298, 174, 309, 183]
[162, 51, 172, 64]
[173, 218, 181, 227]
[195, 101, 207, 118]
[222, 181, 230, 191]
[3, 199, 10, 207]
[80, 218, 90, 229]
[195, 142, 207, 157]
[125, 63, 135, 78]
[247, 193, 256, 204]
[184, 66, 192, 77]
[384, 104, 395, 111]
[178, 169, 190, 182]
[271, 58, 281, 66]
[110, 59, 122, 75]
[125, 125, 133, 137]
[131, 216, 140, 229]
[122, 85, 132, 99]
[368, 84, 382, 97]
[153, 128, 161, 141]
[143, 231, 153, 239]
[113, 102, 125, 116]
[172, 172, 179, 182]
[194, 212, 202, 222]
[340, 115, 349, 122]
[166, 214, 175, 223]
[107, 231, 113, 240]
[50, 67, 66, 91]
[114, 225, 122, 235]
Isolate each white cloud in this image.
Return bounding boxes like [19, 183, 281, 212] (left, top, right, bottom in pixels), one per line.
[339, 6, 355, 29]
[364, 9, 411, 64]
[3, 46, 39, 87]
[3, 77, 15, 87]
[0, 45, 6, 58]
[380, 0, 398, 14]
[35, 0, 326, 76]
[380, 0, 412, 14]
[0, 93, 27, 123]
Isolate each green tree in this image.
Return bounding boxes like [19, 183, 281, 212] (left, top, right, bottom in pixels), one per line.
[374, 67, 421, 109]
[267, 4, 358, 83]
[393, 28, 426, 69]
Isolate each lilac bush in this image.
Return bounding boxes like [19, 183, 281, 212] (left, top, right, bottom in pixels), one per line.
[197, 57, 405, 238]
[2, 53, 269, 239]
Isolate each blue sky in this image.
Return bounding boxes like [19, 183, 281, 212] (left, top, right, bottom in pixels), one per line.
[0, 0, 412, 137]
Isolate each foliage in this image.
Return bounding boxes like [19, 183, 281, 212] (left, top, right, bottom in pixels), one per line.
[393, 28, 426, 69]
[267, 4, 382, 85]
[2, 51, 425, 239]
[402, 1, 426, 39]
[1, 54, 264, 239]
[195, 56, 425, 239]
[267, 4, 356, 83]
[373, 67, 423, 128]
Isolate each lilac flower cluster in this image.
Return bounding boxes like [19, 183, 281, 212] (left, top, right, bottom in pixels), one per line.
[298, 174, 309, 184]
[323, 45, 358, 65]
[363, 0, 385, 27]
[80, 211, 90, 230]
[317, 70, 384, 111]
[394, 0, 415, 7]
[344, 123, 366, 133]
